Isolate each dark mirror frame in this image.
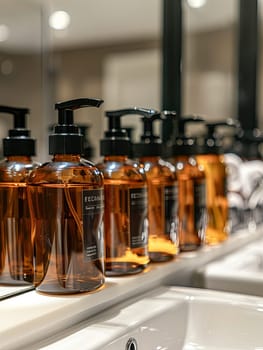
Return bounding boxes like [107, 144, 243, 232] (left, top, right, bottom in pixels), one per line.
[161, 0, 259, 140]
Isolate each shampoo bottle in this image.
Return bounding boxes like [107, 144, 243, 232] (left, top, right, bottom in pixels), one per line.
[195, 122, 229, 245]
[96, 108, 149, 276]
[0, 105, 39, 285]
[167, 114, 206, 251]
[133, 111, 179, 262]
[27, 98, 105, 294]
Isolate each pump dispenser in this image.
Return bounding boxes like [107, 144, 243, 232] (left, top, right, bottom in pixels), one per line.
[97, 107, 149, 275]
[27, 98, 105, 294]
[167, 114, 206, 251]
[0, 105, 39, 285]
[195, 121, 229, 245]
[133, 111, 179, 262]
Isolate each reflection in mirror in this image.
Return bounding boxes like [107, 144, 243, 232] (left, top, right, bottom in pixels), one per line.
[183, 0, 238, 122]
[0, 0, 44, 298]
[0, 0, 47, 160]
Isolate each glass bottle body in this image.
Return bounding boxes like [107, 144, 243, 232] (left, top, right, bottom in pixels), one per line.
[173, 155, 206, 251]
[196, 153, 229, 245]
[97, 156, 149, 276]
[139, 157, 179, 262]
[27, 155, 105, 294]
[0, 156, 39, 285]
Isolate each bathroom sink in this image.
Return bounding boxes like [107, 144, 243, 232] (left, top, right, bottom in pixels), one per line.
[194, 238, 263, 297]
[28, 286, 263, 350]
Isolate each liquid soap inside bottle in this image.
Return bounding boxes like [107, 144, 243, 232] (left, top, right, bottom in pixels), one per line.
[196, 123, 229, 245]
[133, 111, 180, 262]
[0, 106, 39, 285]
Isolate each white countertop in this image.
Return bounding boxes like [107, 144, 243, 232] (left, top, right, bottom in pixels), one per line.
[1, 227, 262, 350]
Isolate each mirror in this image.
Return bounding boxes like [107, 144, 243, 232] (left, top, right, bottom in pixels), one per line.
[0, 0, 240, 299]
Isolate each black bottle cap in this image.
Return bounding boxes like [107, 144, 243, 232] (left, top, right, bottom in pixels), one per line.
[100, 107, 157, 156]
[195, 121, 229, 155]
[132, 109, 162, 157]
[234, 127, 263, 159]
[0, 105, 36, 157]
[165, 114, 204, 156]
[49, 98, 103, 155]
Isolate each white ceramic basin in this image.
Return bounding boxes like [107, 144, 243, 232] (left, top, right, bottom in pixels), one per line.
[194, 238, 263, 297]
[28, 286, 263, 350]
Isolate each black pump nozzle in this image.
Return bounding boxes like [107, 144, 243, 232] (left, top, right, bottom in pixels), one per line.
[101, 107, 158, 156]
[0, 105, 30, 136]
[55, 98, 103, 126]
[131, 108, 163, 157]
[196, 120, 233, 155]
[0, 105, 36, 156]
[139, 111, 161, 143]
[50, 98, 103, 155]
[165, 115, 204, 157]
[205, 121, 231, 144]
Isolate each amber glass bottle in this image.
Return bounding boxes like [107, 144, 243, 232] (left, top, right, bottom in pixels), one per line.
[133, 112, 179, 262]
[27, 98, 105, 294]
[174, 154, 206, 250]
[0, 105, 39, 285]
[196, 122, 229, 245]
[167, 114, 206, 251]
[96, 108, 149, 276]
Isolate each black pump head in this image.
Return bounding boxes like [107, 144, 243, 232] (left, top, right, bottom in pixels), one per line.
[100, 107, 158, 156]
[139, 111, 160, 143]
[166, 115, 204, 156]
[132, 109, 163, 157]
[50, 97, 103, 155]
[0, 105, 36, 156]
[196, 120, 232, 155]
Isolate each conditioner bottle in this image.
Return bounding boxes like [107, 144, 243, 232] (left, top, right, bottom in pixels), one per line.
[96, 108, 149, 276]
[167, 114, 206, 251]
[133, 111, 179, 262]
[27, 98, 105, 294]
[0, 105, 39, 285]
[196, 122, 229, 245]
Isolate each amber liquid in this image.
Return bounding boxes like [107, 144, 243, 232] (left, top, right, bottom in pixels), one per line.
[27, 183, 104, 294]
[27, 155, 105, 294]
[140, 157, 179, 262]
[97, 156, 149, 276]
[0, 183, 33, 284]
[0, 156, 38, 285]
[196, 154, 229, 245]
[174, 156, 206, 251]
